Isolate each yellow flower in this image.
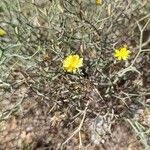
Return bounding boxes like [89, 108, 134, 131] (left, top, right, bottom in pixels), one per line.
[96, 0, 102, 5]
[114, 45, 131, 60]
[63, 54, 83, 73]
[0, 28, 7, 36]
